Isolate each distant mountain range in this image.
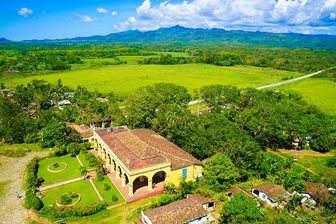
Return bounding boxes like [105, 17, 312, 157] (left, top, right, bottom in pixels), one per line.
[0, 37, 10, 42]
[3, 26, 336, 49]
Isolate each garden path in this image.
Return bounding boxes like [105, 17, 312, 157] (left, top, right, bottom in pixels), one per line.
[39, 176, 86, 191]
[89, 179, 104, 201]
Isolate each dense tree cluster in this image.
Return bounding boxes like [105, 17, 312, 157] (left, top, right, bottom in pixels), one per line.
[0, 79, 123, 145]
[140, 54, 192, 65]
[0, 47, 154, 74]
[138, 46, 336, 73]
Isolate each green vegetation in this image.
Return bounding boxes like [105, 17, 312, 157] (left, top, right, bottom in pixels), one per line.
[0, 143, 45, 157]
[221, 193, 262, 223]
[58, 192, 80, 205]
[275, 78, 336, 114]
[93, 177, 124, 206]
[78, 152, 96, 171]
[37, 155, 82, 185]
[65, 195, 160, 224]
[274, 150, 336, 177]
[1, 64, 300, 96]
[0, 79, 123, 145]
[41, 180, 100, 207]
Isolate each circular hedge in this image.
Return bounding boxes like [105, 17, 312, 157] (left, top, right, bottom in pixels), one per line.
[47, 162, 67, 173]
[56, 192, 81, 207]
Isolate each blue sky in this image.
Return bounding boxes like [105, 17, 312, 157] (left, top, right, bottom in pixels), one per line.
[1, 0, 336, 41]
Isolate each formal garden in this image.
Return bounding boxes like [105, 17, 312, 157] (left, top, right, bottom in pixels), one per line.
[25, 149, 125, 220]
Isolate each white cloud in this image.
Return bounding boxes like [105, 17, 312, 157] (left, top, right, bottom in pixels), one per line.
[75, 13, 96, 23]
[115, 0, 336, 34]
[330, 12, 336, 20]
[18, 7, 33, 17]
[97, 8, 108, 14]
[111, 11, 118, 16]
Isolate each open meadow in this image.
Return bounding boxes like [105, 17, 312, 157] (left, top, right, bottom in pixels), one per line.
[274, 78, 336, 114]
[1, 63, 300, 97]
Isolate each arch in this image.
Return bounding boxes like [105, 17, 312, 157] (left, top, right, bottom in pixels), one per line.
[132, 175, 148, 194]
[152, 171, 166, 186]
[124, 173, 129, 185]
[111, 159, 116, 172]
[117, 166, 122, 178]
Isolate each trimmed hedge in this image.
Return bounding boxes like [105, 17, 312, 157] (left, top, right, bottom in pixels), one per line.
[25, 190, 43, 210]
[26, 157, 40, 190]
[39, 202, 107, 219]
[25, 157, 44, 211]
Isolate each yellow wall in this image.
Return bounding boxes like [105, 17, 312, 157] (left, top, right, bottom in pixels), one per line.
[167, 165, 203, 186]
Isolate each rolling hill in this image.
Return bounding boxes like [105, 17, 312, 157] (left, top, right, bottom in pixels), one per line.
[23, 25, 336, 49]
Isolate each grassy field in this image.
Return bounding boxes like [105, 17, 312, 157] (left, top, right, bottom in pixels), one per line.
[93, 176, 124, 206]
[67, 195, 160, 224]
[274, 78, 336, 114]
[0, 144, 46, 157]
[37, 155, 82, 185]
[277, 149, 336, 176]
[41, 180, 100, 207]
[2, 64, 300, 97]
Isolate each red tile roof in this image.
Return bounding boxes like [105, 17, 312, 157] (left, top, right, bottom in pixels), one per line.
[303, 181, 331, 201]
[144, 195, 211, 224]
[95, 128, 202, 171]
[66, 123, 93, 139]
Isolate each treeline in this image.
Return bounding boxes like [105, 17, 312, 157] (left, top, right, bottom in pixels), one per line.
[139, 46, 336, 73]
[139, 54, 191, 65]
[0, 47, 154, 74]
[0, 79, 123, 145]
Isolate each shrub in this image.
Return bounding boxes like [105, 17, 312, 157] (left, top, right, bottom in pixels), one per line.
[39, 202, 107, 219]
[96, 173, 104, 181]
[327, 157, 336, 168]
[111, 195, 118, 202]
[24, 133, 38, 144]
[104, 184, 111, 191]
[59, 194, 72, 205]
[80, 166, 87, 175]
[59, 192, 78, 205]
[25, 190, 43, 210]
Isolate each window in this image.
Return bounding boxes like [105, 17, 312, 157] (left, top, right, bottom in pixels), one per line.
[182, 168, 187, 179]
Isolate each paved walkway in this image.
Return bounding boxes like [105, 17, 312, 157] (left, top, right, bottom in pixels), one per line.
[39, 176, 86, 191]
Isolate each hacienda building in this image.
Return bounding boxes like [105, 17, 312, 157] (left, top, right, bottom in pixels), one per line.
[92, 127, 203, 197]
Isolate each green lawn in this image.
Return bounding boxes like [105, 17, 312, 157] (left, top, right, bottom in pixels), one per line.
[67, 195, 160, 224]
[0, 143, 46, 157]
[1, 64, 300, 97]
[37, 155, 82, 186]
[297, 155, 336, 175]
[275, 149, 336, 177]
[274, 78, 336, 114]
[78, 152, 96, 171]
[41, 180, 100, 207]
[93, 176, 124, 206]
